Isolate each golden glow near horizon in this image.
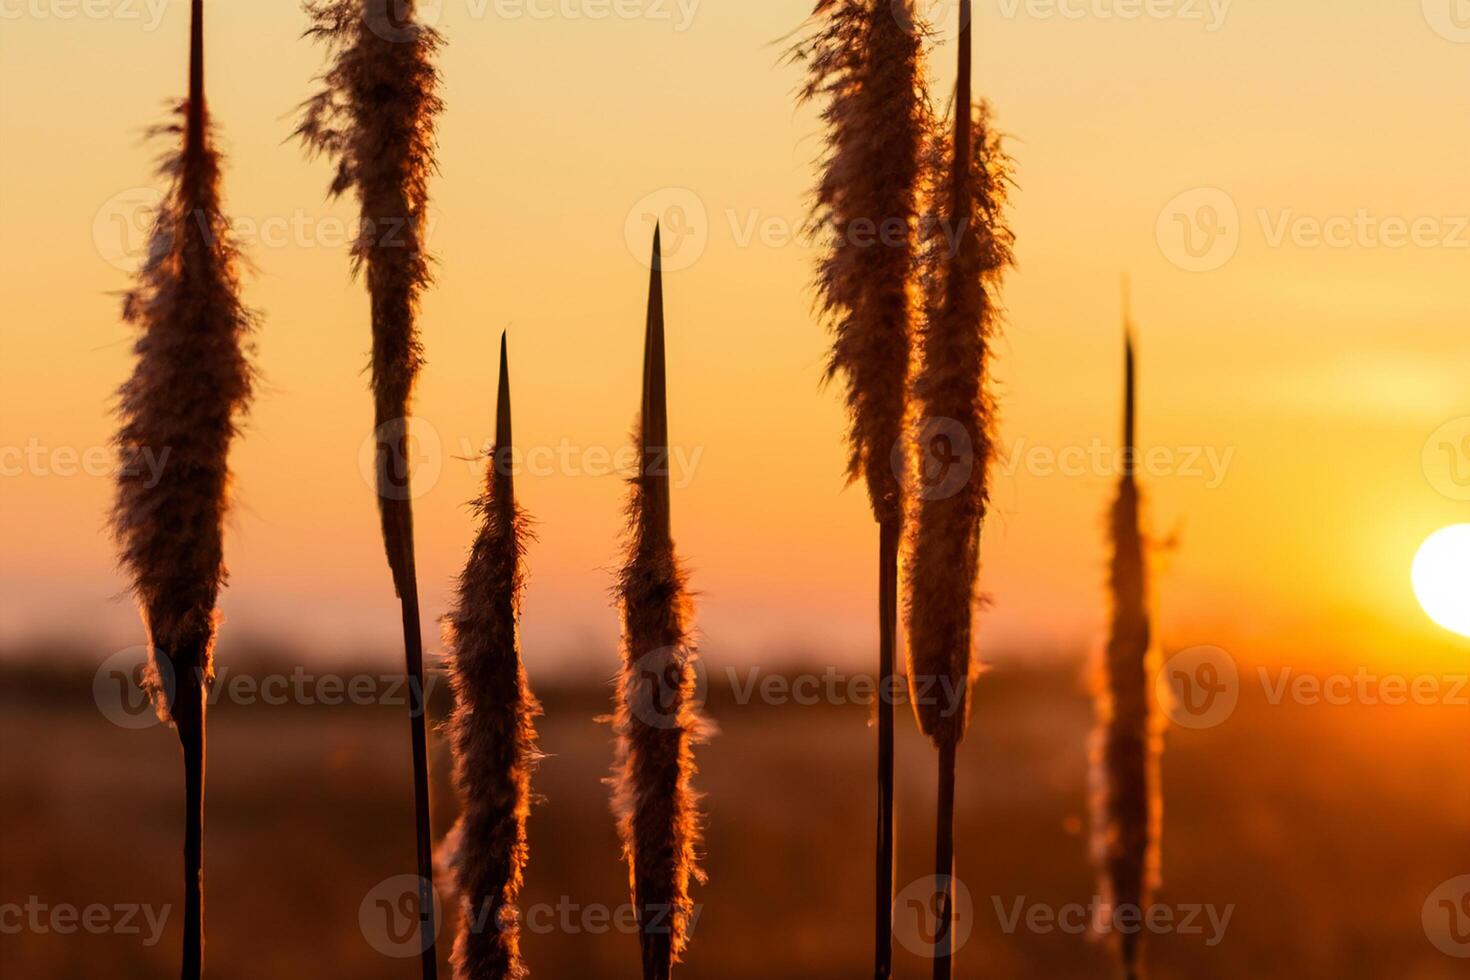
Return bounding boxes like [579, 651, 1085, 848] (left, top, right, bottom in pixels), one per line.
[1, 2, 1467, 671]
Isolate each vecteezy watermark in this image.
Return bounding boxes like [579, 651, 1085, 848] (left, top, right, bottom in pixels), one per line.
[623, 189, 1004, 273]
[621, 646, 707, 729]
[460, 0, 701, 30]
[359, 0, 446, 41]
[899, 417, 977, 502]
[893, 0, 970, 36]
[0, 439, 169, 486]
[722, 665, 967, 717]
[992, 896, 1233, 947]
[93, 186, 163, 272]
[1157, 187, 1470, 272]
[456, 436, 705, 488]
[360, 876, 701, 957]
[1424, 416, 1470, 501]
[1257, 666, 1469, 709]
[355, 420, 707, 501]
[0, 897, 171, 946]
[1155, 645, 1470, 731]
[94, 646, 174, 730]
[461, 896, 703, 937]
[1155, 645, 1241, 729]
[0, 0, 169, 29]
[625, 187, 709, 272]
[997, 437, 1234, 487]
[360, 875, 443, 959]
[94, 646, 445, 730]
[994, 0, 1231, 31]
[1256, 209, 1470, 251]
[1156, 187, 1241, 272]
[894, 875, 975, 959]
[896, 425, 1235, 495]
[1423, 875, 1470, 958]
[1422, 0, 1470, 44]
[93, 186, 441, 274]
[358, 418, 445, 503]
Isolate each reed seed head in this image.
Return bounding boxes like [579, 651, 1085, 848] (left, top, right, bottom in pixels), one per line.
[610, 228, 707, 980]
[295, 0, 443, 592]
[1090, 323, 1163, 980]
[113, 0, 254, 721]
[444, 334, 542, 980]
[794, 0, 929, 526]
[904, 92, 1014, 749]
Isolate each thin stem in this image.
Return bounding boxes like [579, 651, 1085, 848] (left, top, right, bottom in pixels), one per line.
[932, 739, 957, 980]
[186, 0, 204, 161]
[933, 6, 969, 976]
[875, 519, 900, 980]
[399, 552, 439, 980]
[176, 670, 205, 980]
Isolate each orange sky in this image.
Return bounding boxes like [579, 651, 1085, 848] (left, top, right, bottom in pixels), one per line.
[1, 1, 1466, 672]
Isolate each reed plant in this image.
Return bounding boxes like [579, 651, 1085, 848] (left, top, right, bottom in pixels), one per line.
[904, 3, 1013, 977]
[610, 227, 707, 980]
[442, 334, 541, 980]
[111, 3, 254, 977]
[792, 4, 929, 971]
[296, 2, 445, 975]
[1090, 313, 1162, 980]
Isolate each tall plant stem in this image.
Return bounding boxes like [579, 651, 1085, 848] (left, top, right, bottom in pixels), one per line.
[931, 5, 970, 978]
[390, 499, 439, 980]
[932, 738, 957, 980]
[176, 669, 205, 980]
[875, 518, 899, 979]
[180, 7, 206, 978]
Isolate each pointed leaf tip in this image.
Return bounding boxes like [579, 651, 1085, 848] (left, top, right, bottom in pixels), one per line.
[640, 229, 671, 538]
[496, 335, 512, 449]
[1122, 328, 1136, 459]
[493, 331, 514, 509]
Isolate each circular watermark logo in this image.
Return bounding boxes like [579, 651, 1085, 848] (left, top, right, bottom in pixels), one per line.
[93, 186, 163, 273]
[360, 875, 444, 958]
[1423, 416, 1470, 501]
[1423, 875, 1470, 958]
[624, 188, 708, 273]
[357, 417, 443, 502]
[94, 645, 172, 730]
[1155, 645, 1239, 729]
[893, 874, 974, 959]
[1156, 187, 1240, 272]
[624, 646, 707, 729]
[365, 0, 445, 42]
[893, 0, 969, 35]
[900, 417, 976, 502]
[1423, 0, 1470, 43]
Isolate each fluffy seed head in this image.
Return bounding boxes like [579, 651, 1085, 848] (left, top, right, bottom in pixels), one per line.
[113, 0, 254, 720]
[444, 335, 541, 980]
[610, 229, 707, 980]
[295, 0, 443, 590]
[904, 94, 1014, 748]
[794, 0, 929, 525]
[1089, 328, 1163, 980]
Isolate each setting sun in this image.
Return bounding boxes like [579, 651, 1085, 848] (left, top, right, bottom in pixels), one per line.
[1412, 524, 1470, 639]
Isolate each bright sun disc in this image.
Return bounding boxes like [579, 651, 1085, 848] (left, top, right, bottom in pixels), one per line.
[1411, 525, 1470, 638]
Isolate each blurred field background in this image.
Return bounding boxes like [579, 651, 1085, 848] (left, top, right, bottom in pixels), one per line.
[3, 644, 1465, 979]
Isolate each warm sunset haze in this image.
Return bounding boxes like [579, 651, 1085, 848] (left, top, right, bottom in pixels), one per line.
[2, 2, 1466, 673]
[1, 3, 1468, 980]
